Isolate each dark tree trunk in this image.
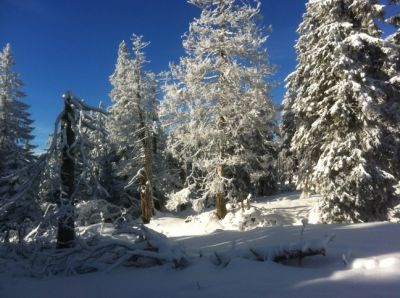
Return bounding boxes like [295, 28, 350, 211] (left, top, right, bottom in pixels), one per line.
[216, 192, 227, 219]
[140, 128, 154, 224]
[136, 86, 154, 223]
[140, 174, 152, 224]
[215, 164, 227, 219]
[57, 93, 76, 249]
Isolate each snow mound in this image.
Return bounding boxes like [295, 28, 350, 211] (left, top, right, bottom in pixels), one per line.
[352, 257, 400, 271]
[183, 211, 224, 235]
[182, 203, 279, 234]
[308, 204, 321, 224]
[207, 233, 335, 267]
[221, 204, 277, 231]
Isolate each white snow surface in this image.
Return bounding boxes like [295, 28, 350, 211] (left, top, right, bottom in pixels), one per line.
[2, 193, 400, 298]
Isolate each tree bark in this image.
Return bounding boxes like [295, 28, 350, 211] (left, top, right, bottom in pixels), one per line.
[57, 93, 76, 249]
[141, 127, 154, 223]
[215, 164, 227, 219]
[140, 175, 152, 224]
[139, 110, 154, 224]
[216, 192, 227, 219]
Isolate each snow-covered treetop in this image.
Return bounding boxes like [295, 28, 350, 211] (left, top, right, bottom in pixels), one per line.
[108, 34, 160, 199]
[109, 34, 156, 147]
[0, 43, 25, 103]
[184, 0, 267, 64]
[109, 41, 133, 105]
[301, 0, 384, 39]
[0, 43, 35, 156]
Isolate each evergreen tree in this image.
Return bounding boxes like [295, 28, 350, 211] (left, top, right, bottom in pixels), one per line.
[108, 40, 140, 208]
[386, 0, 400, 186]
[109, 35, 160, 223]
[0, 43, 38, 241]
[285, 0, 400, 223]
[161, 0, 276, 218]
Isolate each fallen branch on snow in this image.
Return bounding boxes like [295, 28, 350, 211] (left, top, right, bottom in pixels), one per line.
[0, 224, 187, 278]
[210, 234, 336, 267]
[250, 234, 336, 265]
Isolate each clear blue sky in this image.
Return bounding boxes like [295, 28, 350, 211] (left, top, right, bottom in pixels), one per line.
[0, 0, 397, 150]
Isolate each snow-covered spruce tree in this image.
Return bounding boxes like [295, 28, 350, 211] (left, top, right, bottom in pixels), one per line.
[109, 35, 160, 223]
[108, 40, 141, 211]
[285, 0, 400, 223]
[161, 0, 276, 218]
[386, 0, 400, 184]
[0, 43, 39, 242]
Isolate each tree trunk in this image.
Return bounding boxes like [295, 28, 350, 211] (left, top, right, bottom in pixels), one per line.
[216, 192, 227, 219]
[140, 176, 152, 224]
[57, 93, 76, 249]
[215, 1, 228, 220]
[134, 74, 155, 223]
[215, 164, 227, 219]
[140, 126, 154, 224]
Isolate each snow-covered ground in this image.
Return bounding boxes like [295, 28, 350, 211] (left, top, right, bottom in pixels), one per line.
[1, 193, 400, 298]
[149, 192, 316, 237]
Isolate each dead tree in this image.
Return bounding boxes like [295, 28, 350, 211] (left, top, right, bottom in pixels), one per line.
[57, 92, 76, 249]
[55, 91, 108, 248]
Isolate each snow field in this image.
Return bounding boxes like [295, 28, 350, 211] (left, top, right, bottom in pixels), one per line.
[1, 193, 400, 298]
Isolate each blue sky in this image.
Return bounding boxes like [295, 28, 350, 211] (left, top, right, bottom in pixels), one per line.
[0, 0, 397, 150]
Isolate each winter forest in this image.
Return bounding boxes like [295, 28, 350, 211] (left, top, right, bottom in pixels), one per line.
[1, 0, 400, 297]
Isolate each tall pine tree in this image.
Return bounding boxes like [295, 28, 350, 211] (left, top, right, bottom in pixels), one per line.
[0, 43, 38, 241]
[109, 35, 159, 223]
[284, 0, 400, 223]
[386, 0, 400, 186]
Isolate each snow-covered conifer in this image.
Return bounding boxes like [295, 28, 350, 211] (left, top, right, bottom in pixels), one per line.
[161, 0, 276, 217]
[0, 43, 38, 241]
[285, 0, 400, 223]
[109, 35, 161, 223]
[386, 0, 400, 183]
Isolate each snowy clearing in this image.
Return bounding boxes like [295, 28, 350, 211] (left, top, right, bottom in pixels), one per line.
[1, 193, 400, 298]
